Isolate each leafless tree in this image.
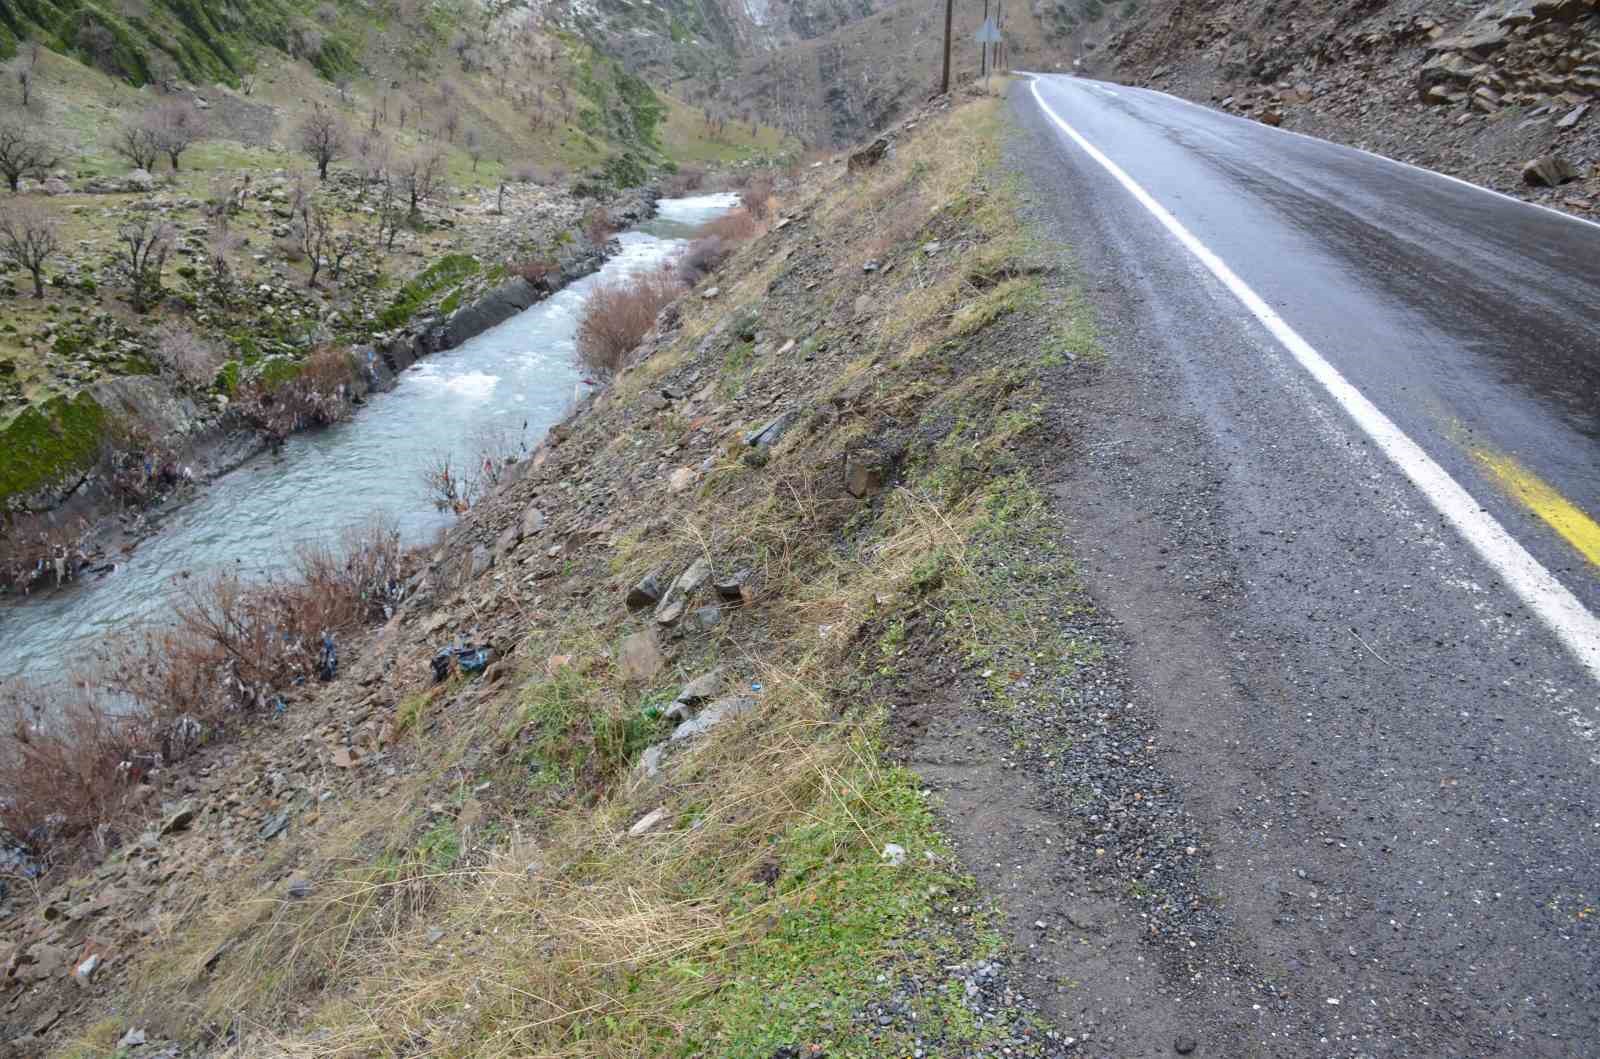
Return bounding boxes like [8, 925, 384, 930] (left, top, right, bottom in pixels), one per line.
[373, 178, 404, 251]
[328, 227, 361, 282]
[299, 201, 332, 286]
[296, 104, 346, 181]
[110, 124, 161, 172]
[355, 130, 390, 196]
[441, 108, 461, 143]
[396, 148, 445, 216]
[153, 322, 224, 388]
[7, 39, 40, 108]
[0, 203, 60, 297]
[116, 214, 173, 313]
[147, 99, 207, 171]
[0, 120, 54, 192]
[464, 127, 482, 171]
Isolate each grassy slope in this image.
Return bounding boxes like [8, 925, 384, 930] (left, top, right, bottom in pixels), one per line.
[40, 82, 1102, 1057]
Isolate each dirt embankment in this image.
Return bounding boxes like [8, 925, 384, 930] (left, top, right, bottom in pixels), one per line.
[1091, 0, 1600, 217]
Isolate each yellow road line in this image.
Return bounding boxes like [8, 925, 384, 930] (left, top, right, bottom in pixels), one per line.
[1476, 449, 1600, 571]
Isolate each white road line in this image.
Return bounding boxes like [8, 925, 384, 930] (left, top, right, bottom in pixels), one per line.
[1026, 76, 1600, 684]
[1021, 72, 1600, 235]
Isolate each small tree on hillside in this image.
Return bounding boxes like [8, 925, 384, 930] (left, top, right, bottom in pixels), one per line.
[296, 105, 346, 181]
[396, 148, 445, 217]
[464, 128, 482, 172]
[110, 125, 162, 172]
[117, 213, 173, 313]
[148, 99, 207, 171]
[0, 120, 54, 192]
[0, 203, 60, 297]
[7, 39, 40, 108]
[355, 130, 389, 196]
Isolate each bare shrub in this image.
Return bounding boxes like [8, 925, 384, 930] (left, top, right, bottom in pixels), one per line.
[419, 421, 530, 514]
[739, 175, 774, 219]
[0, 683, 152, 859]
[576, 266, 682, 378]
[147, 99, 207, 170]
[582, 205, 614, 245]
[109, 124, 161, 172]
[296, 104, 346, 181]
[663, 165, 706, 196]
[153, 321, 223, 388]
[0, 201, 60, 297]
[511, 257, 556, 288]
[117, 212, 173, 313]
[0, 511, 91, 593]
[0, 120, 53, 192]
[235, 346, 357, 442]
[397, 148, 446, 215]
[694, 207, 759, 243]
[675, 235, 729, 286]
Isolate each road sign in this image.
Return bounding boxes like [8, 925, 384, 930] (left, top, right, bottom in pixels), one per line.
[975, 17, 1002, 43]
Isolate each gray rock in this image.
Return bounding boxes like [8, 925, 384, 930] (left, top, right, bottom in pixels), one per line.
[744, 412, 796, 449]
[521, 505, 547, 538]
[845, 449, 889, 498]
[627, 573, 663, 609]
[714, 571, 750, 601]
[1425, 25, 1508, 58]
[685, 605, 723, 633]
[160, 801, 196, 836]
[1522, 155, 1578, 187]
[126, 168, 155, 191]
[258, 810, 291, 841]
[494, 523, 521, 563]
[286, 877, 312, 899]
[637, 743, 666, 777]
[677, 667, 724, 706]
[1556, 104, 1589, 130]
[118, 1028, 148, 1048]
[670, 695, 756, 741]
[470, 544, 493, 578]
[654, 557, 711, 624]
[441, 278, 537, 349]
[619, 629, 666, 681]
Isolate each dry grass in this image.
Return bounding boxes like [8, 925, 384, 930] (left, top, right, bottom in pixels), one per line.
[694, 207, 760, 243]
[103, 91, 1057, 1059]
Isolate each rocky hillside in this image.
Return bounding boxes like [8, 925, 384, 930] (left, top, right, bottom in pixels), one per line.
[1, 83, 1108, 1058]
[1090, 0, 1600, 217]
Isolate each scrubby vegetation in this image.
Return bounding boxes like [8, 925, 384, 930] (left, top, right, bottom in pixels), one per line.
[1, 86, 1099, 1058]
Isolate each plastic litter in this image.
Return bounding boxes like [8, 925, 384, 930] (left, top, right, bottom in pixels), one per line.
[318, 631, 338, 682]
[432, 643, 492, 682]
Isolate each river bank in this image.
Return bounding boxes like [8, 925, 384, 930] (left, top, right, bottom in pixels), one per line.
[0, 184, 659, 601]
[0, 192, 736, 688]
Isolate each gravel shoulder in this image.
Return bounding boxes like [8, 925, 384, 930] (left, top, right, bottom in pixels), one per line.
[888, 80, 1600, 1059]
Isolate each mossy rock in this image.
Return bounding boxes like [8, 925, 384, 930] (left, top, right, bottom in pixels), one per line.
[0, 390, 109, 508]
[377, 254, 479, 330]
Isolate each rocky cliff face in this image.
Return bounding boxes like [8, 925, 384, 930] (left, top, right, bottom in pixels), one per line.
[1092, 0, 1600, 216]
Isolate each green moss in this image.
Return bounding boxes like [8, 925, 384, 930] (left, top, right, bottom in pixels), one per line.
[377, 254, 480, 330]
[438, 288, 463, 315]
[0, 390, 108, 507]
[214, 359, 240, 394]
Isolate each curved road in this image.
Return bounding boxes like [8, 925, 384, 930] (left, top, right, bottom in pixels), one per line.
[1007, 75, 1600, 1055]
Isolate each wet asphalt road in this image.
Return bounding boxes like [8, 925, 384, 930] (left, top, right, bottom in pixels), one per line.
[1008, 76, 1600, 1055]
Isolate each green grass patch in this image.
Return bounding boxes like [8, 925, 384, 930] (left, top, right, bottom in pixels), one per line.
[376, 254, 479, 330]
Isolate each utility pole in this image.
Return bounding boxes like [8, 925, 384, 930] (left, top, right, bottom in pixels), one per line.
[941, 0, 954, 94]
[996, 0, 1004, 72]
[981, 0, 990, 77]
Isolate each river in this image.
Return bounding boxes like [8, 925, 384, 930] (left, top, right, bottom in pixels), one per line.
[0, 193, 738, 686]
